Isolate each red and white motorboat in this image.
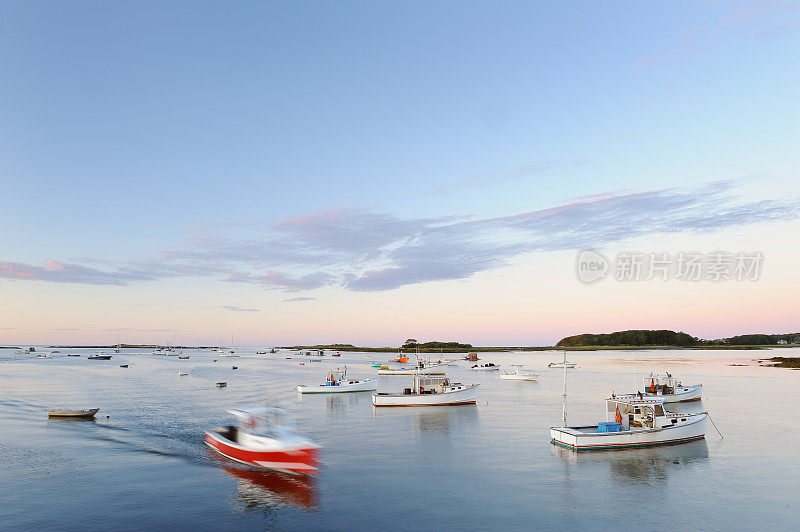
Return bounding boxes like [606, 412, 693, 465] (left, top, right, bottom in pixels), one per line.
[204, 407, 320, 476]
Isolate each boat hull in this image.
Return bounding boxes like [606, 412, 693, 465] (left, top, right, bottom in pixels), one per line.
[550, 415, 707, 451]
[296, 379, 377, 393]
[47, 408, 99, 418]
[372, 384, 479, 406]
[500, 373, 538, 381]
[204, 431, 319, 476]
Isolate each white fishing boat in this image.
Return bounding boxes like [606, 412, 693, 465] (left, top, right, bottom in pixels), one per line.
[471, 363, 500, 371]
[36, 354, 53, 359]
[616, 372, 702, 403]
[47, 408, 100, 419]
[377, 364, 446, 375]
[372, 374, 479, 406]
[549, 353, 707, 451]
[296, 367, 377, 394]
[500, 365, 538, 381]
[550, 397, 707, 451]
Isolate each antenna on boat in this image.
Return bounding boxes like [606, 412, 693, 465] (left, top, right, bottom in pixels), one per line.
[561, 351, 567, 427]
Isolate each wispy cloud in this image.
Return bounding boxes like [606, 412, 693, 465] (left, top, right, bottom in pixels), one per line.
[283, 297, 315, 302]
[432, 161, 586, 194]
[634, 0, 800, 68]
[221, 305, 260, 312]
[1, 179, 797, 292]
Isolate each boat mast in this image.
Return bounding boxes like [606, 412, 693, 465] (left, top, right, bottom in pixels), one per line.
[561, 350, 567, 427]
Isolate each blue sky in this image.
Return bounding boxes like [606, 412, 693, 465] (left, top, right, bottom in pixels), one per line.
[1, 1, 799, 345]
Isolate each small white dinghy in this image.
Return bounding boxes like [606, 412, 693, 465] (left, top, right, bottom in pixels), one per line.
[471, 363, 500, 371]
[178, 372, 189, 376]
[616, 372, 702, 403]
[296, 367, 377, 394]
[47, 408, 100, 419]
[500, 365, 538, 381]
[372, 374, 479, 406]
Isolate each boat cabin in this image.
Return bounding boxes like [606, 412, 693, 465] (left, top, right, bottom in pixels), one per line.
[605, 398, 676, 430]
[222, 408, 295, 445]
[406, 375, 460, 395]
[643, 372, 683, 395]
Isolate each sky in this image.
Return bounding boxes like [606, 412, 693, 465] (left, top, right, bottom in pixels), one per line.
[1, 1, 799, 346]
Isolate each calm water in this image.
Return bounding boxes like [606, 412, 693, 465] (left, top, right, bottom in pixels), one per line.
[1, 347, 798, 530]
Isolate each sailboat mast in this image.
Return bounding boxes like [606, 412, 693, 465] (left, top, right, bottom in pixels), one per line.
[561, 351, 567, 427]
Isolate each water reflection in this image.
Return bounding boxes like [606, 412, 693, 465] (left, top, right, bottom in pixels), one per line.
[324, 393, 370, 415]
[553, 438, 709, 485]
[373, 405, 479, 436]
[223, 466, 318, 510]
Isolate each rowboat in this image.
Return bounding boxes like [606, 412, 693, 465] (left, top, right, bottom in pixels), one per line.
[47, 408, 100, 419]
[373, 374, 479, 406]
[205, 407, 320, 476]
[615, 372, 703, 403]
[500, 365, 538, 381]
[216, 382, 227, 387]
[548, 361, 576, 368]
[471, 363, 500, 371]
[297, 367, 377, 394]
[120, 364, 129, 368]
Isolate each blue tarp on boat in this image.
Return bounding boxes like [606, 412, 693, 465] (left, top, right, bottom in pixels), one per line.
[596, 422, 623, 433]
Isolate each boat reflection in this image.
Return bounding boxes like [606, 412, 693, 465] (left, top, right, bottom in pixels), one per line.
[222, 466, 318, 510]
[373, 405, 479, 436]
[324, 393, 370, 415]
[553, 438, 709, 485]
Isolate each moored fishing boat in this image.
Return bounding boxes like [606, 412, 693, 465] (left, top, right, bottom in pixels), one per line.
[548, 360, 576, 368]
[500, 365, 538, 381]
[87, 354, 112, 360]
[372, 374, 479, 406]
[204, 407, 320, 476]
[296, 367, 377, 393]
[550, 397, 707, 451]
[377, 363, 446, 375]
[616, 372, 702, 403]
[549, 352, 707, 451]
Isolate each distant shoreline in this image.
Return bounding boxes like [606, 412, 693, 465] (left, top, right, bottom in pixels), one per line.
[3, 344, 795, 352]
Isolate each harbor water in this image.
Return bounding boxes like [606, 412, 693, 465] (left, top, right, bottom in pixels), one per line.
[1, 348, 797, 530]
